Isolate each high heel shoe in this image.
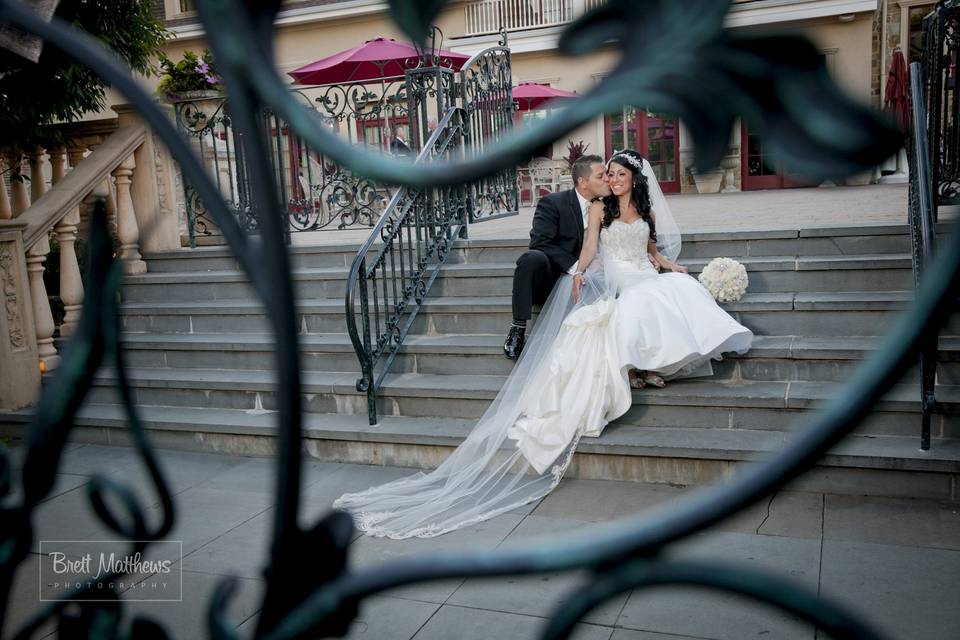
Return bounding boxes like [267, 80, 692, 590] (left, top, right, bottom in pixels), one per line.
[643, 372, 666, 388]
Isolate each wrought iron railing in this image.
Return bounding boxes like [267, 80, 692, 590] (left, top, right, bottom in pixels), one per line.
[345, 39, 517, 424]
[908, 61, 939, 451]
[459, 43, 518, 223]
[923, 0, 960, 208]
[1, 1, 935, 639]
[175, 90, 398, 246]
[346, 106, 469, 424]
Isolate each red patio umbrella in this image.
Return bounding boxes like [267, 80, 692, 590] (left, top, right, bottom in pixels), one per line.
[289, 37, 470, 86]
[513, 82, 578, 111]
[884, 49, 910, 133]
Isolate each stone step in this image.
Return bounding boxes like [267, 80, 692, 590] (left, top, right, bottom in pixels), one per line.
[2, 403, 957, 501]
[120, 255, 914, 303]
[80, 366, 960, 439]
[117, 333, 960, 384]
[142, 224, 916, 273]
[120, 291, 957, 338]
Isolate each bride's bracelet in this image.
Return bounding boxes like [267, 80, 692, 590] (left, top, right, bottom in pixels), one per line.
[572, 271, 584, 278]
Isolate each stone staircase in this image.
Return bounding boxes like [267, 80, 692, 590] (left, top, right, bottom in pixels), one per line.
[5, 223, 960, 500]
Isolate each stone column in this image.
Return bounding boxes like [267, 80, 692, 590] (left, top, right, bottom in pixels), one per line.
[28, 145, 46, 204]
[0, 222, 41, 409]
[113, 154, 147, 274]
[25, 234, 59, 372]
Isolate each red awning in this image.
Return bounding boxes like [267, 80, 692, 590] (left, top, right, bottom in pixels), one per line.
[288, 37, 470, 86]
[513, 82, 578, 111]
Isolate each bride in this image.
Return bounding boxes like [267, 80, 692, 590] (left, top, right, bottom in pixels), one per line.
[334, 149, 753, 538]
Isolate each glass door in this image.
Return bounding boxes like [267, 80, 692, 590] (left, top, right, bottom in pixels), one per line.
[605, 107, 680, 193]
[741, 121, 809, 190]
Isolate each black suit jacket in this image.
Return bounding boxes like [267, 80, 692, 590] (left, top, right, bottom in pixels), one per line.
[528, 189, 584, 274]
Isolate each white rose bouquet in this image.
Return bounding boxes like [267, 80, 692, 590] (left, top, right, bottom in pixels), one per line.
[698, 257, 748, 303]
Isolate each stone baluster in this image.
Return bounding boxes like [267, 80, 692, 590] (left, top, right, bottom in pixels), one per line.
[50, 146, 84, 336]
[85, 136, 117, 235]
[0, 154, 10, 220]
[66, 141, 90, 232]
[113, 155, 147, 274]
[28, 145, 46, 204]
[25, 235, 60, 373]
[7, 152, 30, 216]
[48, 145, 66, 186]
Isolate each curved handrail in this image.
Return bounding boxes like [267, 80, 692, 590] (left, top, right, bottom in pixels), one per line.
[345, 105, 468, 423]
[347, 106, 464, 263]
[910, 62, 936, 275]
[908, 60, 938, 450]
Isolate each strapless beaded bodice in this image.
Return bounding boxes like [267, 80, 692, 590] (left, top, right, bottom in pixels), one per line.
[600, 219, 651, 268]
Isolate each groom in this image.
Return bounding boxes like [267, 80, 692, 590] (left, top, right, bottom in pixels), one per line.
[504, 154, 611, 360]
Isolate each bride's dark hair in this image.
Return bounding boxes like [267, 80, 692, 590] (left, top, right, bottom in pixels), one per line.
[601, 149, 657, 242]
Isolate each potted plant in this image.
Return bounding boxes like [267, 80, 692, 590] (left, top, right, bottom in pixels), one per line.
[563, 140, 589, 172]
[156, 49, 223, 101]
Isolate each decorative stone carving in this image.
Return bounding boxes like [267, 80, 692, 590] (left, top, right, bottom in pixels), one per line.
[0, 227, 40, 410]
[0, 242, 25, 350]
[154, 134, 171, 215]
[0, 155, 10, 221]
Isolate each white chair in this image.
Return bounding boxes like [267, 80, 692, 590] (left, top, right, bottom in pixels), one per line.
[527, 157, 560, 205]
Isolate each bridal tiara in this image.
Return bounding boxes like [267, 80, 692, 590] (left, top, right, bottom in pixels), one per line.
[608, 150, 644, 172]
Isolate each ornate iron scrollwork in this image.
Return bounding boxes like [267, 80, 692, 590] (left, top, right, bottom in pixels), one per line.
[0, 2, 936, 640]
[345, 106, 469, 425]
[174, 87, 403, 244]
[924, 0, 960, 206]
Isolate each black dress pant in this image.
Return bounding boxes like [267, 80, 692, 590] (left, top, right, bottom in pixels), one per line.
[512, 249, 559, 321]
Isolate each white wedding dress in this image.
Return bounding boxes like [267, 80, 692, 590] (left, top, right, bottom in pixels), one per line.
[507, 218, 753, 473]
[334, 158, 752, 539]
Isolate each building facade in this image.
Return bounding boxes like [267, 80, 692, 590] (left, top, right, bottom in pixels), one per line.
[151, 0, 928, 194]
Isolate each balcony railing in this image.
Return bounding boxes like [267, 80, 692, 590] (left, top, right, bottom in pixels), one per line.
[464, 0, 604, 37]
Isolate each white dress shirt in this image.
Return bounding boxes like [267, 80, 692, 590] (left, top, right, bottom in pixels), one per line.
[568, 189, 592, 274]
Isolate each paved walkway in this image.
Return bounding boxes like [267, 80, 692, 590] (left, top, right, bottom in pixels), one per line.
[5, 442, 959, 639]
[287, 184, 913, 248]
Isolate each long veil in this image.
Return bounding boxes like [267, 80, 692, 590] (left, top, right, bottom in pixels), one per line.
[333, 158, 682, 539]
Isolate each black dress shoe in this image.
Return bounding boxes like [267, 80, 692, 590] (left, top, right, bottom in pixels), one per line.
[503, 325, 526, 361]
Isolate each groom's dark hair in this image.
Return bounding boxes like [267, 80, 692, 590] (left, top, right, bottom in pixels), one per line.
[572, 154, 604, 186]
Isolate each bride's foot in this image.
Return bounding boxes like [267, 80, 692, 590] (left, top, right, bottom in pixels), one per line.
[629, 370, 646, 389]
[643, 372, 666, 388]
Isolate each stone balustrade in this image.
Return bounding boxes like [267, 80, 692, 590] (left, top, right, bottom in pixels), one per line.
[0, 106, 175, 410]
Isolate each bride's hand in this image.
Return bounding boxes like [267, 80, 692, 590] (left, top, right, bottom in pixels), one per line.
[669, 263, 689, 274]
[572, 273, 583, 303]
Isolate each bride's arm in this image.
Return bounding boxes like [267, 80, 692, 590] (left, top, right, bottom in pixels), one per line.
[572, 203, 604, 302]
[648, 239, 688, 274]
